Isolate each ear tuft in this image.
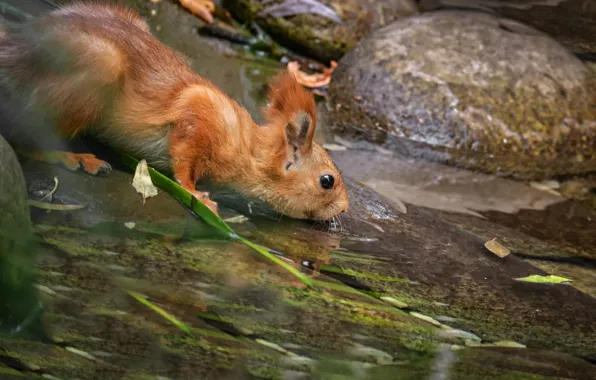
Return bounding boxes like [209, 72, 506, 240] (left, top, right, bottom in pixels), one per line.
[264, 71, 316, 151]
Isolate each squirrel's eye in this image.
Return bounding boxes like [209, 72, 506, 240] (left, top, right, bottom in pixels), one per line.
[320, 174, 334, 190]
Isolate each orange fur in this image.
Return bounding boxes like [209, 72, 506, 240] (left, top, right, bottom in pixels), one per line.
[0, 3, 349, 220]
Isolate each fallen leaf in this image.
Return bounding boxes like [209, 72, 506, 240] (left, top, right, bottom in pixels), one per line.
[178, 0, 215, 23]
[224, 215, 250, 224]
[287, 60, 337, 88]
[484, 238, 510, 258]
[259, 0, 342, 23]
[515, 275, 572, 284]
[529, 180, 561, 196]
[28, 200, 85, 211]
[132, 159, 158, 203]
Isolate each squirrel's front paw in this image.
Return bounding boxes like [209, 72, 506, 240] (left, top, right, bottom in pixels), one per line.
[191, 190, 219, 215]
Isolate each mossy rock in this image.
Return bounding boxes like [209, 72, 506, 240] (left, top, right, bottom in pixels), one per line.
[223, 0, 418, 63]
[420, 0, 596, 56]
[327, 10, 596, 179]
[0, 134, 32, 253]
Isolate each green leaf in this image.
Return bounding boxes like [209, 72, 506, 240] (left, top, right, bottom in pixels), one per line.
[515, 275, 572, 284]
[127, 290, 191, 334]
[114, 150, 312, 287]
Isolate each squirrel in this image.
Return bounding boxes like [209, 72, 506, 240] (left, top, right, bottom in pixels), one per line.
[0, 3, 349, 221]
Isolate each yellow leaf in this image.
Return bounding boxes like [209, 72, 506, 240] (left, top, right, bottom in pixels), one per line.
[484, 238, 510, 258]
[132, 159, 158, 203]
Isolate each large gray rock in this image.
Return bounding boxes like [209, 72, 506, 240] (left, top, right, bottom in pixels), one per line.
[419, 0, 596, 56]
[327, 10, 596, 179]
[0, 134, 32, 255]
[0, 133, 43, 338]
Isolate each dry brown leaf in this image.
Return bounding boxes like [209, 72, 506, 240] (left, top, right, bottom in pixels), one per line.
[179, 0, 215, 23]
[287, 60, 338, 88]
[484, 238, 510, 258]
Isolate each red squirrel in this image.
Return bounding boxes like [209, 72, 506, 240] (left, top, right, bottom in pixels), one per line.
[0, 3, 349, 221]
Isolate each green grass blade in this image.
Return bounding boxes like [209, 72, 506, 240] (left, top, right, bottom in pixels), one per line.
[239, 237, 313, 287]
[116, 151, 233, 234]
[114, 151, 312, 287]
[127, 290, 191, 334]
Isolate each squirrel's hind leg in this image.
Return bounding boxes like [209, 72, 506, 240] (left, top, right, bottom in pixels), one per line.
[18, 150, 112, 176]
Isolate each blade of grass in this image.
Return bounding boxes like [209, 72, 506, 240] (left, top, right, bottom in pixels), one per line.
[115, 151, 312, 287]
[127, 291, 191, 334]
[116, 150, 233, 234]
[239, 237, 313, 287]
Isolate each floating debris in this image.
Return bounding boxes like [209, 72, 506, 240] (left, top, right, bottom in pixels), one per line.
[380, 296, 408, 309]
[256, 339, 297, 356]
[515, 275, 572, 284]
[124, 222, 136, 230]
[132, 159, 158, 203]
[490, 340, 526, 348]
[28, 199, 85, 211]
[65, 347, 98, 362]
[464, 340, 526, 349]
[409, 312, 443, 327]
[223, 215, 250, 224]
[484, 238, 510, 258]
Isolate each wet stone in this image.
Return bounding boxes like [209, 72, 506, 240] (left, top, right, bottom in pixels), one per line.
[420, 0, 596, 56]
[224, 0, 418, 62]
[328, 10, 596, 179]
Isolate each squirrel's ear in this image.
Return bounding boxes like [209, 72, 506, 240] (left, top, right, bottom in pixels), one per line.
[265, 71, 316, 152]
[285, 110, 314, 152]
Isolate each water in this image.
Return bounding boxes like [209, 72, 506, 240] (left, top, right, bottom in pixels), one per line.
[0, 0, 595, 379]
